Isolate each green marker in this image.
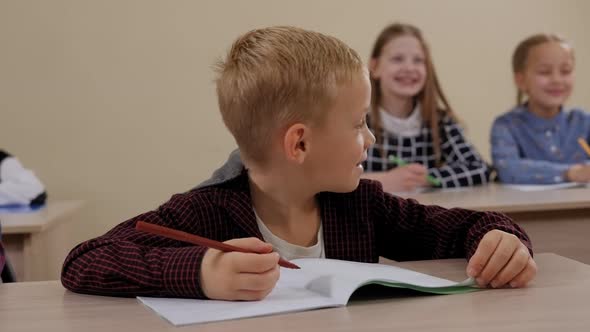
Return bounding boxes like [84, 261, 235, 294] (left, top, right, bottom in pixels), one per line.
[388, 155, 442, 187]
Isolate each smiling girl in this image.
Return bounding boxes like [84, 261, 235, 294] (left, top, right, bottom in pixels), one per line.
[361, 23, 490, 192]
[491, 34, 590, 184]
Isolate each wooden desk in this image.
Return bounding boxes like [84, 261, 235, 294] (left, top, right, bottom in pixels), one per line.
[0, 200, 84, 281]
[403, 183, 590, 213]
[0, 253, 587, 332]
[403, 184, 590, 264]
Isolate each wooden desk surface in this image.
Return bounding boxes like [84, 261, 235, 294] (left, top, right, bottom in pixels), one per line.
[0, 200, 84, 234]
[403, 183, 590, 213]
[1, 253, 588, 332]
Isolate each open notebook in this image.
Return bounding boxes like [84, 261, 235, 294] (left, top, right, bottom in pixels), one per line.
[138, 258, 478, 326]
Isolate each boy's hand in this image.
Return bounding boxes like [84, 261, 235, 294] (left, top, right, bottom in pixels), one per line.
[466, 229, 537, 288]
[200, 237, 280, 300]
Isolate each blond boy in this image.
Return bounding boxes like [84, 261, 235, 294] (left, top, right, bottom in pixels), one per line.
[62, 27, 536, 300]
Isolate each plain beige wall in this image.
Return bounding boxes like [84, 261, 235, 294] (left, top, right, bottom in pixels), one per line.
[1, 0, 589, 277]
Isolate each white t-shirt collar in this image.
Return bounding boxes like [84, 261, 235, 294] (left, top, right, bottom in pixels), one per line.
[378, 103, 423, 137]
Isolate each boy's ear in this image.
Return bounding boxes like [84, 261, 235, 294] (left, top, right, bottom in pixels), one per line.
[283, 123, 309, 164]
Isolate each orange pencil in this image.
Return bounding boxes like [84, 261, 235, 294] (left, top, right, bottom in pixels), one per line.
[135, 221, 300, 269]
[578, 137, 590, 157]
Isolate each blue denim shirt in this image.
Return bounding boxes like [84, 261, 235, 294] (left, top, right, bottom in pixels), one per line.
[491, 105, 590, 184]
[0, 223, 4, 277]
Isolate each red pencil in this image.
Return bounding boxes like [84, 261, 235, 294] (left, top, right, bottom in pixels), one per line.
[135, 221, 300, 269]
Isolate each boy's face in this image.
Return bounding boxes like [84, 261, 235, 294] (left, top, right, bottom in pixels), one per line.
[304, 72, 375, 193]
[370, 35, 427, 99]
[516, 42, 574, 113]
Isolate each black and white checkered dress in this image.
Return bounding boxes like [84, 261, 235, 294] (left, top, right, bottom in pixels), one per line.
[362, 115, 491, 188]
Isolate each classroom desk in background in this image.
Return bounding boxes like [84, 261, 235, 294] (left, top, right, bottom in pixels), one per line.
[0, 253, 587, 332]
[0, 200, 84, 281]
[403, 184, 590, 264]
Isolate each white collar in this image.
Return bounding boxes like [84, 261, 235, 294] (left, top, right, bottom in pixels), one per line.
[378, 103, 423, 137]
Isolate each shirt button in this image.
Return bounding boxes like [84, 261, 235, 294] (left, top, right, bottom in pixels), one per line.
[550, 145, 558, 153]
[546, 131, 552, 137]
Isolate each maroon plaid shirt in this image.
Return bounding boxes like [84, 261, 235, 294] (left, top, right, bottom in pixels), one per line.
[61, 172, 532, 298]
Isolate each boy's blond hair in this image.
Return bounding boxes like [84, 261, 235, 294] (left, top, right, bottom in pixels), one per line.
[215, 26, 363, 164]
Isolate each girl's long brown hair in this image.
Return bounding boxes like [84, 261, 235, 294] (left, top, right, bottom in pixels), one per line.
[369, 23, 456, 164]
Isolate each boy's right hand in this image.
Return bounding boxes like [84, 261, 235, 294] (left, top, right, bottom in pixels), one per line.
[383, 164, 429, 192]
[566, 164, 590, 182]
[200, 237, 280, 301]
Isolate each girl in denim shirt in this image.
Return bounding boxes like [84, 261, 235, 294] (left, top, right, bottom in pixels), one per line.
[491, 34, 590, 184]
